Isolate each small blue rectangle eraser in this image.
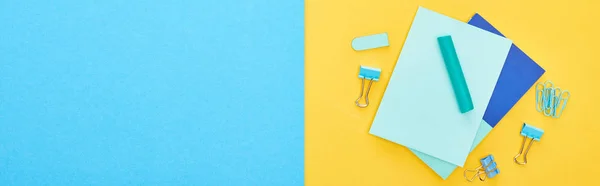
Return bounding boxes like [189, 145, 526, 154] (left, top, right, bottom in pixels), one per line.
[352, 33, 389, 51]
[521, 123, 544, 141]
[358, 66, 381, 81]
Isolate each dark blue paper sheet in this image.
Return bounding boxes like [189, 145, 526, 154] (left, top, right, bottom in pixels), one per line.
[470, 13, 546, 127]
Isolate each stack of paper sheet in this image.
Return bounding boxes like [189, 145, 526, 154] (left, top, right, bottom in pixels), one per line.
[369, 7, 512, 167]
[410, 13, 545, 179]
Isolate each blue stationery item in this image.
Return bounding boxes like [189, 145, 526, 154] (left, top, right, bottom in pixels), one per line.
[554, 90, 570, 118]
[370, 7, 512, 167]
[356, 66, 381, 108]
[464, 154, 499, 182]
[0, 1, 303, 185]
[409, 13, 545, 179]
[480, 155, 500, 179]
[484, 162, 499, 178]
[358, 66, 382, 81]
[351, 33, 390, 51]
[515, 123, 544, 165]
[520, 123, 544, 141]
[437, 35, 475, 113]
[535, 80, 570, 118]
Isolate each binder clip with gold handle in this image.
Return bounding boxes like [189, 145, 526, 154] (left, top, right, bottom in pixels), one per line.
[514, 123, 544, 165]
[464, 154, 499, 182]
[355, 66, 381, 108]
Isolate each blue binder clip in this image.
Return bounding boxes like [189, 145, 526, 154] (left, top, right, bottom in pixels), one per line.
[355, 66, 381, 108]
[514, 123, 544, 165]
[464, 154, 499, 182]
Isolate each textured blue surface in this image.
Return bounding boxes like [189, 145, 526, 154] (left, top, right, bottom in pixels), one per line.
[521, 123, 545, 141]
[0, 1, 304, 185]
[469, 13, 546, 127]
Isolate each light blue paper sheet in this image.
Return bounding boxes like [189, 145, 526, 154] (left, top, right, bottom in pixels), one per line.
[0, 0, 304, 185]
[411, 121, 493, 179]
[410, 13, 546, 180]
[369, 7, 512, 167]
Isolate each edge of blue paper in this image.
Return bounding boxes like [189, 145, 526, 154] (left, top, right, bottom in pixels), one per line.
[472, 13, 546, 126]
[410, 120, 493, 179]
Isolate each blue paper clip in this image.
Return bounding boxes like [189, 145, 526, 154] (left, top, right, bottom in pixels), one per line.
[464, 154, 499, 182]
[535, 80, 570, 118]
[514, 123, 544, 165]
[355, 66, 381, 108]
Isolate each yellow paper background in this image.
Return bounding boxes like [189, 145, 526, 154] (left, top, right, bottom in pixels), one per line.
[305, 0, 600, 185]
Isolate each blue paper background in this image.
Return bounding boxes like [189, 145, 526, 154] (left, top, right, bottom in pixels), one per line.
[0, 1, 304, 185]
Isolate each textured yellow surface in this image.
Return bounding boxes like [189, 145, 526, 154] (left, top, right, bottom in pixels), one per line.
[305, 0, 600, 185]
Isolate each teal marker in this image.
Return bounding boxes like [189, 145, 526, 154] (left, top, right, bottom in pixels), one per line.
[437, 35, 474, 113]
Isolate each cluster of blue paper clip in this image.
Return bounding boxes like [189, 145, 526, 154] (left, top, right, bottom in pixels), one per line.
[535, 80, 570, 118]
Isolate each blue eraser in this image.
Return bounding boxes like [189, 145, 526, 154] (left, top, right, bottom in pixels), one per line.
[521, 123, 544, 141]
[358, 66, 381, 81]
[484, 162, 499, 178]
[352, 33, 389, 51]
